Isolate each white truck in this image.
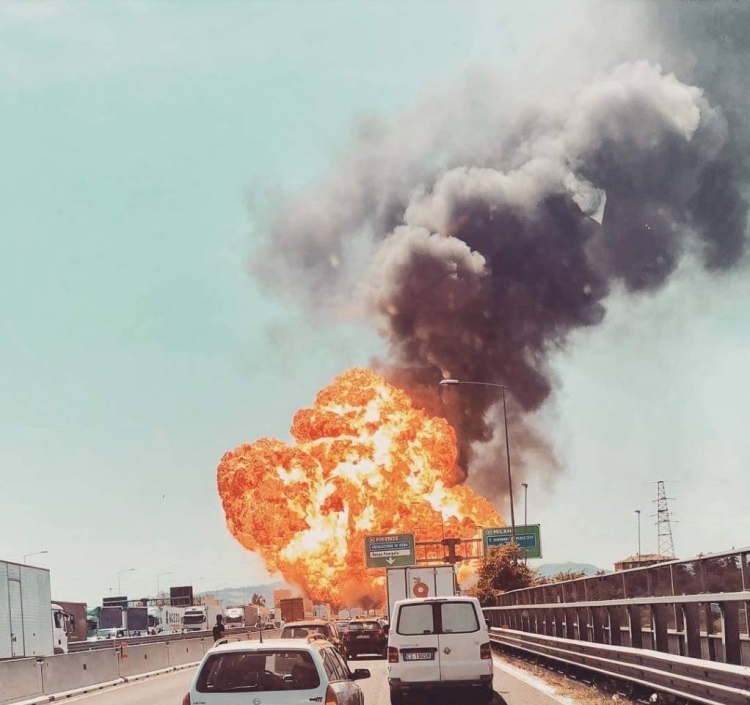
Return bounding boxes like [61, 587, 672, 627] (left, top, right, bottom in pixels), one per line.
[386, 565, 456, 623]
[313, 603, 332, 621]
[182, 605, 223, 632]
[148, 605, 185, 634]
[1, 559, 69, 658]
[224, 606, 245, 629]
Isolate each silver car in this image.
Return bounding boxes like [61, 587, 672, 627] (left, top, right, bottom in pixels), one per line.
[182, 637, 370, 705]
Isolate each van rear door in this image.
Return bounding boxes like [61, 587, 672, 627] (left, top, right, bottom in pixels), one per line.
[436, 600, 488, 683]
[393, 602, 440, 682]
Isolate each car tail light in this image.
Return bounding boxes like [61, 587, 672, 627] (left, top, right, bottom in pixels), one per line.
[480, 642, 491, 660]
[324, 684, 339, 705]
[388, 646, 399, 663]
[181, 693, 191, 705]
[376, 629, 384, 637]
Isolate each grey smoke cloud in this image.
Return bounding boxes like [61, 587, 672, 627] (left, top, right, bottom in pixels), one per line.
[251, 7, 749, 498]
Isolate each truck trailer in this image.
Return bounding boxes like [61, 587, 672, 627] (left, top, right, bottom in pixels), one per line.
[1, 559, 68, 658]
[241, 604, 270, 628]
[313, 603, 332, 621]
[279, 597, 313, 623]
[147, 605, 185, 634]
[385, 564, 456, 622]
[52, 600, 87, 643]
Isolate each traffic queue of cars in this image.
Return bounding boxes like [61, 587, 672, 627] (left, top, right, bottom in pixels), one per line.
[182, 596, 493, 705]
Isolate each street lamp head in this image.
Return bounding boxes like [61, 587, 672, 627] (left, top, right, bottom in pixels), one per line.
[438, 379, 460, 386]
[521, 483, 528, 489]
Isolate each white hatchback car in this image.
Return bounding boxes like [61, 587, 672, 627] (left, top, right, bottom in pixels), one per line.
[387, 596, 493, 704]
[182, 637, 370, 705]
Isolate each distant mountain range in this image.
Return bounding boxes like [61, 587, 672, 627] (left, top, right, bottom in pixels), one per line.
[535, 562, 609, 577]
[198, 581, 295, 607]
[202, 564, 610, 607]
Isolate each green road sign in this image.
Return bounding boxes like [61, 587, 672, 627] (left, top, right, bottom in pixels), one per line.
[482, 525, 542, 559]
[364, 533, 416, 569]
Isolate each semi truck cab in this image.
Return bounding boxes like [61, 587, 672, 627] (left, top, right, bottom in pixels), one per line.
[51, 604, 69, 654]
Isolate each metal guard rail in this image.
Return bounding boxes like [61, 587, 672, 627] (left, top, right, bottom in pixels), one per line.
[490, 627, 750, 705]
[485, 591, 750, 667]
[69, 627, 281, 652]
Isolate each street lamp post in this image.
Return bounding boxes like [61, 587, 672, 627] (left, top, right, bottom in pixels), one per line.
[23, 551, 49, 564]
[438, 379, 517, 548]
[521, 483, 529, 564]
[635, 510, 642, 564]
[157, 571, 173, 596]
[117, 568, 136, 596]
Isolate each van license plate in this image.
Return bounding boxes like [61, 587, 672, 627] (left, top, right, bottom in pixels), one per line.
[404, 651, 434, 661]
[356, 635, 368, 639]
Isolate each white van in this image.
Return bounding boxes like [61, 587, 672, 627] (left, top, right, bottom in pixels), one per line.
[387, 596, 493, 704]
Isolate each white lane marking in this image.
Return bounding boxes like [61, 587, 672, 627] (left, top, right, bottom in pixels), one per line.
[492, 655, 580, 705]
[55, 667, 196, 703]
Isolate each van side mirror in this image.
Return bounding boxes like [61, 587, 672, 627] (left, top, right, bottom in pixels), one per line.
[484, 619, 491, 629]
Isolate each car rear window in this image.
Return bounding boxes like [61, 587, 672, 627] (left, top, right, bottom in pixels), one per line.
[347, 621, 380, 631]
[396, 604, 435, 635]
[196, 650, 320, 692]
[281, 623, 329, 638]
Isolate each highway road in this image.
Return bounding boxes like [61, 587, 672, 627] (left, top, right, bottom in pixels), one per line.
[58, 655, 569, 705]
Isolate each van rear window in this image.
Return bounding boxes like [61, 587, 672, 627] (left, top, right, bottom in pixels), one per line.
[440, 602, 479, 633]
[397, 604, 435, 635]
[396, 601, 480, 635]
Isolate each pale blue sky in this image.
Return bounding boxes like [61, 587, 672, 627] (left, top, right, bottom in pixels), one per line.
[2, 1, 748, 606]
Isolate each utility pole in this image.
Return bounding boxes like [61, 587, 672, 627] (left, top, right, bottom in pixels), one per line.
[521, 483, 529, 565]
[654, 480, 676, 558]
[501, 387, 517, 548]
[635, 510, 641, 563]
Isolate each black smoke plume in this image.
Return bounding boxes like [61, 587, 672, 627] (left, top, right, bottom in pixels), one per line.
[250, 3, 749, 499]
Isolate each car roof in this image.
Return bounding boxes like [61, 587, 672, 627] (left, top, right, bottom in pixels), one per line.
[207, 638, 328, 653]
[283, 619, 330, 626]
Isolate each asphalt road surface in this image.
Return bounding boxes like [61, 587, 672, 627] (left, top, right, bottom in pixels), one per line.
[59, 655, 568, 705]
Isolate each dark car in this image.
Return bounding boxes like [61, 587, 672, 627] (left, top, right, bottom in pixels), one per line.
[342, 619, 388, 659]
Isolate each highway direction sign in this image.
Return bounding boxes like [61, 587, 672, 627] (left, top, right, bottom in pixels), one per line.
[482, 524, 542, 559]
[364, 533, 416, 569]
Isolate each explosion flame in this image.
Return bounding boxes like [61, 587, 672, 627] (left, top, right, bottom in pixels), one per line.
[217, 367, 503, 606]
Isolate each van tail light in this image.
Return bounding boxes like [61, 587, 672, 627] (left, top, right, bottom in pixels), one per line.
[324, 684, 339, 705]
[480, 642, 491, 660]
[388, 646, 400, 663]
[181, 693, 191, 705]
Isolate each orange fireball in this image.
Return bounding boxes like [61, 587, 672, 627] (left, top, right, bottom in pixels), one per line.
[217, 368, 503, 606]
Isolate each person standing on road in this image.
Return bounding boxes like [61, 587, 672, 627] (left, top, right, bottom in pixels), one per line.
[212, 614, 225, 642]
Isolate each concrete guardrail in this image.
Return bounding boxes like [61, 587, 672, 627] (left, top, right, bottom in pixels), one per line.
[0, 659, 43, 705]
[0, 629, 281, 705]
